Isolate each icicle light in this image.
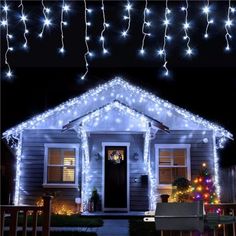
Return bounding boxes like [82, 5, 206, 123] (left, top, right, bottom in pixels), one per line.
[2, 1, 13, 78]
[38, 0, 51, 38]
[224, 0, 235, 51]
[202, 0, 214, 39]
[100, 0, 109, 54]
[121, 0, 132, 38]
[59, 0, 70, 54]
[158, 0, 171, 76]
[18, 0, 29, 49]
[81, 0, 92, 80]
[181, 0, 193, 56]
[140, 0, 151, 55]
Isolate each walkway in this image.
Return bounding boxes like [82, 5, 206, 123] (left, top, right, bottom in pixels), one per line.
[96, 220, 129, 236]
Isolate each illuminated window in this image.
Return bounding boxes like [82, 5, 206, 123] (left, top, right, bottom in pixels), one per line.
[155, 144, 191, 186]
[44, 144, 79, 186]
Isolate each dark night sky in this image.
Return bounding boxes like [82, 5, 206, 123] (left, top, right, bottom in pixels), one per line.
[1, 0, 236, 170]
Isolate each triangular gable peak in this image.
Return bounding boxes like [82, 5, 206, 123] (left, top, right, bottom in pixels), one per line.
[3, 77, 233, 142]
[62, 100, 169, 133]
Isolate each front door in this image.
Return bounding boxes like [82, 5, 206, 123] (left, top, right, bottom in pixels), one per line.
[104, 146, 128, 211]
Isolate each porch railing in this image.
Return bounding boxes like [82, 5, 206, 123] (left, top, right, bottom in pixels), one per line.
[144, 203, 236, 236]
[0, 195, 52, 236]
[205, 203, 236, 236]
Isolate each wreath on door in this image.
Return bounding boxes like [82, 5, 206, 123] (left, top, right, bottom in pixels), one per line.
[108, 150, 124, 164]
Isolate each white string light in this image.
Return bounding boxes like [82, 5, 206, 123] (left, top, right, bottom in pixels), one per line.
[158, 0, 171, 76]
[18, 0, 29, 49]
[224, 0, 235, 51]
[100, 0, 109, 54]
[140, 0, 151, 55]
[181, 0, 193, 56]
[59, 0, 70, 54]
[202, 0, 214, 39]
[38, 0, 51, 38]
[81, 0, 93, 80]
[2, 1, 13, 78]
[121, 0, 132, 38]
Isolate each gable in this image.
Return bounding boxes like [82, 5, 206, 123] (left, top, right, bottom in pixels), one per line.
[2, 77, 233, 142]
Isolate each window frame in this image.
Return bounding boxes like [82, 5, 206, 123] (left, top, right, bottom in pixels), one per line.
[43, 143, 79, 188]
[155, 144, 191, 189]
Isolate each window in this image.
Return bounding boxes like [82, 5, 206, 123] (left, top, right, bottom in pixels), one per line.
[44, 144, 79, 187]
[155, 144, 191, 187]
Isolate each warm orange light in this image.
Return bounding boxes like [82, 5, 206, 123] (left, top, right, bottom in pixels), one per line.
[199, 178, 202, 182]
[197, 186, 202, 191]
[194, 179, 198, 183]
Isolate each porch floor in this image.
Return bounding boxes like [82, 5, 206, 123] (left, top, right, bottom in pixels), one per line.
[81, 211, 146, 218]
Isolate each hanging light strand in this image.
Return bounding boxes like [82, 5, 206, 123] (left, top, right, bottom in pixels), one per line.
[202, 0, 214, 38]
[100, 0, 109, 54]
[181, 0, 192, 56]
[140, 0, 151, 55]
[59, 0, 70, 54]
[3, 1, 13, 78]
[158, 0, 171, 76]
[38, 0, 51, 38]
[121, 0, 131, 38]
[81, 0, 90, 80]
[18, 0, 29, 49]
[224, 0, 235, 51]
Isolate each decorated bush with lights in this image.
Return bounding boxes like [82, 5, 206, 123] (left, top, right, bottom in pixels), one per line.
[192, 163, 220, 208]
[171, 177, 193, 202]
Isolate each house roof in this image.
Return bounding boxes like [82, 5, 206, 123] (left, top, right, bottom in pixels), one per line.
[2, 77, 233, 142]
[62, 100, 170, 132]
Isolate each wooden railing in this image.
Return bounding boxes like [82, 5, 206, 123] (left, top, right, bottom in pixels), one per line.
[144, 203, 236, 236]
[205, 203, 236, 236]
[0, 196, 52, 236]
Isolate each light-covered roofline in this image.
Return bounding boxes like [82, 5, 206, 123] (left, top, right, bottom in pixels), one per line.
[2, 77, 233, 141]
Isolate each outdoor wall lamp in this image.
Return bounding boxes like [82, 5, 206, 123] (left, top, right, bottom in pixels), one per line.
[133, 152, 139, 161]
[95, 152, 102, 160]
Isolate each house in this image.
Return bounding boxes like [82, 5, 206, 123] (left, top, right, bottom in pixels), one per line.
[2, 77, 233, 213]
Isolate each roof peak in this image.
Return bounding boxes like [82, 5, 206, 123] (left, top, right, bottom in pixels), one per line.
[2, 76, 233, 142]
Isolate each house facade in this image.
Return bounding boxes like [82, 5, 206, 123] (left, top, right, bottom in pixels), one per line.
[3, 78, 233, 212]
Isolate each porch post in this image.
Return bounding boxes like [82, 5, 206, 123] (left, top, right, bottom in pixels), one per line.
[144, 122, 156, 210]
[78, 124, 90, 212]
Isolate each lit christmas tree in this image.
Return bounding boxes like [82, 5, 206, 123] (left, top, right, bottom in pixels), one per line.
[192, 163, 220, 206]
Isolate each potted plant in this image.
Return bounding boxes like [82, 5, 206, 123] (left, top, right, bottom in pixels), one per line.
[90, 187, 99, 212]
[172, 177, 192, 202]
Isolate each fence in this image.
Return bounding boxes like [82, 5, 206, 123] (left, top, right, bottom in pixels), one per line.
[0, 196, 52, 236]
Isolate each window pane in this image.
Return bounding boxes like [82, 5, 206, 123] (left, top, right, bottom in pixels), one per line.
[159, 167, 172, 184]
[172, 167, 187, 180]
[173, 149, 186, 166]
[48, 149, 62, 165]
[47, 166, 63, 182]
[64, 149, 75, 166]
[159, 150, 172, 165]
[63, 167, 75, 182]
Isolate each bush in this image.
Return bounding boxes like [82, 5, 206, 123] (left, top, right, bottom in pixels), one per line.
[4, 214, 103, 228]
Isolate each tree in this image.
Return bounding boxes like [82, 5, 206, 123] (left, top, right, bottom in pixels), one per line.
[192, 163, 220, 205]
